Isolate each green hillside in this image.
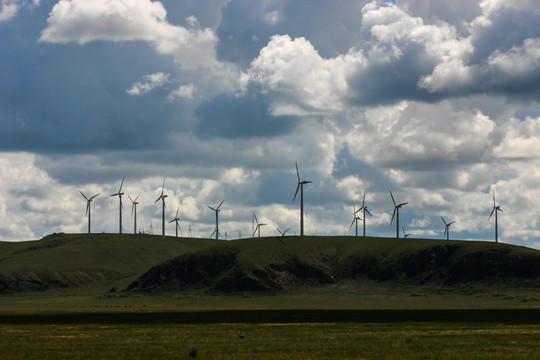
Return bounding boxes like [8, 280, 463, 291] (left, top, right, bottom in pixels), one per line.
[128, 236, 540, 293]
[1, 234, 539, 295]
[0, 233, 219, 293]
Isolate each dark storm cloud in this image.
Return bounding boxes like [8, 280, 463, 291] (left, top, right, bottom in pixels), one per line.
[0, 7, 189, 152]
[194, 93, 297, 139]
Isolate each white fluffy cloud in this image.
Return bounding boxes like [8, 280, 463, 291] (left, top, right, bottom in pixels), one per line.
[40, 0, 219, 69]
[242, 34, 363, 115]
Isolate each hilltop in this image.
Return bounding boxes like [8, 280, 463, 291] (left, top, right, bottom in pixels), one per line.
[127, 236, 540, 293]
[0, 233, 219, 293]
[0, 234, 539, 295]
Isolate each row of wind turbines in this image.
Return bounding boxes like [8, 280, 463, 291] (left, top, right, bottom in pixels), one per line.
[80, 162, 504, 243]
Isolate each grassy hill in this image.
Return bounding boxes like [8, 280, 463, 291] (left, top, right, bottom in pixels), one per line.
[0, 233, 219, 293]
[1, 234, 539, 295]
[128, 235, 540, 293]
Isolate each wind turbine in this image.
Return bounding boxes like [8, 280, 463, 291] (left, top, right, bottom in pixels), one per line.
[349, 206, 362, 237]
[441, 216, 455, 240]
[208, 200, 224, 240]
[390, 190, 408, 239]
[253, 212, 266, 237]
[488, 191, 503, 243]
[110, 177, 125, 234]
[402, 226, 411, 238]
[80, 191, 99, 234]
[169, 206, 181, 238]
[276, 227, 289, 244]
[292, 162, 312, 236]
[154, 177, 167, 239]
[128, 194, 140, 234]
[360, 191, 372, 237]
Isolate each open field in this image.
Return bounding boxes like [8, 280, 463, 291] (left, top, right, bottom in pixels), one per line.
[1, 234, 538, 358]
[0, 313, 539, 359]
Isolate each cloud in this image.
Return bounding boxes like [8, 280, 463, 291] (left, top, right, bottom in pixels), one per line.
[167, 83, 195, 100]
[126, 72, 170, 95]
[39, 0, 219, 69]
[195, 93, 298, 138]
[0, 0, 40, 21]
[242, 34, 359, 115]
[0, 1, 18, 21]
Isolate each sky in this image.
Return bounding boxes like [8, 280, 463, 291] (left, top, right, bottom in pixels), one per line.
[1, 0, 540, 249]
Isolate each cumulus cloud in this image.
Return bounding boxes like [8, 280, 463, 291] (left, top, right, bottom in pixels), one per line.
[126, 72, 170, 95]
[242, 34, 361, 115]
[167, 83, 195, 100]
[39, 0, 219, 69]
[0, 0, 40, 21]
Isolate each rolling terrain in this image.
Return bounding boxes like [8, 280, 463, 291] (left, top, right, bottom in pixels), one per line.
[1, 233, 538, 296]
[0, 233, 219, 293]
[128, 235, 540, 293]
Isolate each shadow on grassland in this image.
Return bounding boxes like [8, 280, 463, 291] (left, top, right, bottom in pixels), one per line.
[1, 309, 539, 325]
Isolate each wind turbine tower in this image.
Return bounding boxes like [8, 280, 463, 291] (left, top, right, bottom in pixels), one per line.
[129, 194, 140, 234]
[80, 191, 99, 234]
[441, 216, 455, 240]
[488, 191, 503, 243]
[208, 200, 224, 240]
[154, 178, 168, 239]
[169, 206, 181, 238]
[292, 162, 312, 236]
[253, 212, 266, 237]
[349, 206, 362, 237]
[110, 177, 125, 234]
[360, 191, 372, 237]
[390, 190, 408, 239]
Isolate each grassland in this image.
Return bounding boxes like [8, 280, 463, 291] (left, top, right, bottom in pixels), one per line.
[0, 234, 539, 359]
[0, 320, 539, 359]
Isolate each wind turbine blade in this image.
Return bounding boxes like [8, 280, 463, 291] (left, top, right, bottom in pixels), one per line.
[216, 200, 224, 210]
[304, 180, 312, 184]
[399, 202, 408, 207]
[90, 193, 99, 201]
[295, 161, 300, 182]
[488, 207, 495, 221]
[134, 194, 140, 202]
[499, 207, 503, 212]
[85, 203, 90, 217]
[362, 191, 366, 208]
[389, 190, 396, 206]
[128, 194, 133, 202]
[402, 226, 406, 236]
[283, 228, 289, 235]
[208, 205, 216, 211]
[80, 191, 89, 201]
[365, 208, 372, 216]
[390, 207, 397, 225]
[448, 221, 455, 226]
[441, 216, 447, 225]
[175, 207, 179, 218]
[131, 203, 135, 218]
[168, 219, 175, 223]
[118, 176, 125, 193]
[292, 183, 300, 204]
[493, 190, 496, 205]
[254, 213, 259, 225]
[349, 218, 356, 230]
